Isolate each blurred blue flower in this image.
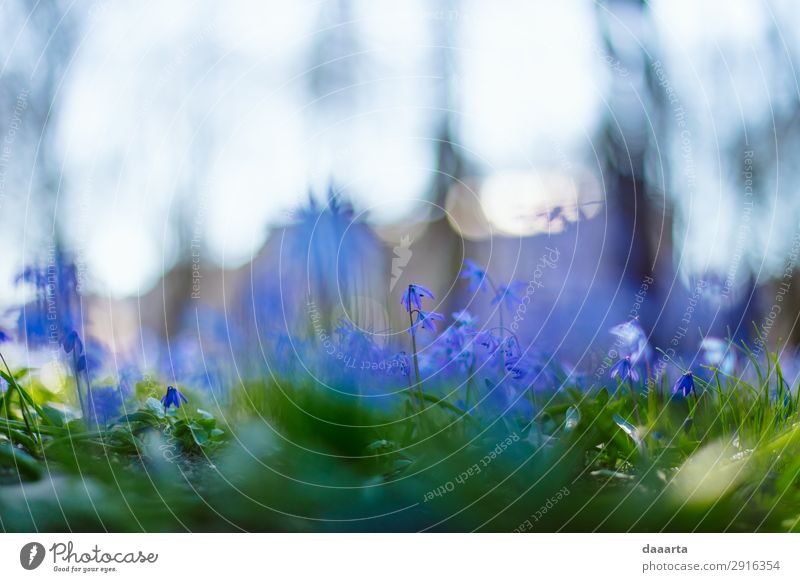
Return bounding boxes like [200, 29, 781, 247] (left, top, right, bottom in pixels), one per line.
[491, 282, 525, 308]
[335, 318, 379, 362]
[388, 352, 410, 377]
[15, 251, 81, 349]
[505, 360, 527, 380]
[87, 385, 124, 425]
[62, 330, 83, 354]
[451, 309, 477, 327]
[783, 393, 794, 418]
[460, 259, 487, 293]
[245, 191, 384, 348]
[0, 328, 11, 344]
[433, 323, 477, 372]
[401, 283, 435, 313]
[501, 336, 521, 362]
[64, 333, 104, 380]
[15, 265, 44, 286]
[161, 386, 188, 410]
[699, 337, 736, 375]
[610, 356, 639, 382]
[117, 366, 140, 397]
[413, 310, 444, 333]
[672, 372, 695, 399]
[475, 330, 501, 352]
[609, 319, 650, 364]
[160, 331, 222, 393]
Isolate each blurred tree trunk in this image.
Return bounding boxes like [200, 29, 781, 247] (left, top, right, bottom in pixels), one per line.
[422, 1, 468, 315]
[385, 0, 468, 325]
[753, 20, 800, 348]
[595, 0, 673, 335]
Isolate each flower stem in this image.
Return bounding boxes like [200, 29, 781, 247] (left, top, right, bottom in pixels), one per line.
[465, 359, 474, 410]
[71, 350, 88, 424]
[486, 277, 504, 343]
[627, 377, 642, 425]
[408, 309, 424, 414]
[528, 388, 543, 442]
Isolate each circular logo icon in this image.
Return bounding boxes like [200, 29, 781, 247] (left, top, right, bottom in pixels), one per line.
[20, 542, 46, 570]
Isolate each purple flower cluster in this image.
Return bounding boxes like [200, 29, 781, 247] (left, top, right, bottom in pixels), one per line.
[1, 197, 769, 429]
[401, 284, 445, 334]
[15, 251, 81, 349]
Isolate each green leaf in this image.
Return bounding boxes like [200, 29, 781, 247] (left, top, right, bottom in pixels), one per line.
[196, 418, 217, 431]
[116, 411, 159, 426]
[145, 397, 166, 419]
[11, 368, 30, 380]
[41, 405, 69, 428]
[420, 392, 476, 421]
[0, 442, 42, 480]
[2, 372, 52, 426]
[0, 427, 38, 451]
[191, 430, 209, 446]
[64, 419, 88, 433]
[613, 413, 645, 456]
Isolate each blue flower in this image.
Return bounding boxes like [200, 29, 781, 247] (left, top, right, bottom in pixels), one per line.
[335, 318, 379, 361]
[491, 282, 525, 308]
[505, 360, 527, 380]
[62, 330, 83, 354]
[501, 337, 521, 361]
[699, 337, 735, 374]
[610, 356, 639, 382]
[244, 191, 383, 353]
[451, 309, 477, 327]
[15, 251, 81, 349]
[783, 393, 794, 418]
[460, 259, 487, 293]
[433, 324, 477, 371]
[0, 328, 11, 344]
[609, 319, 650, 364]
[66, 335, 104, 378]
[413, 310, 445, 333]
[161, 386, 188, 410]
[87, 385, 124, 425]
[389, 352, 410, 377]
[672, 372, 695, 399]
[401, 283, 435, 313]
[15, 266, 44, 286]
[475, 330, 501, 352]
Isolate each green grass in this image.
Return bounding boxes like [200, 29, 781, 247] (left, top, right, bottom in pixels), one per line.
[2, 346, 800, 532]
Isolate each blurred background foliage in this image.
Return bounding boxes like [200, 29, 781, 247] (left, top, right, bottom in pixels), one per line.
[2, 0, 800, 351]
